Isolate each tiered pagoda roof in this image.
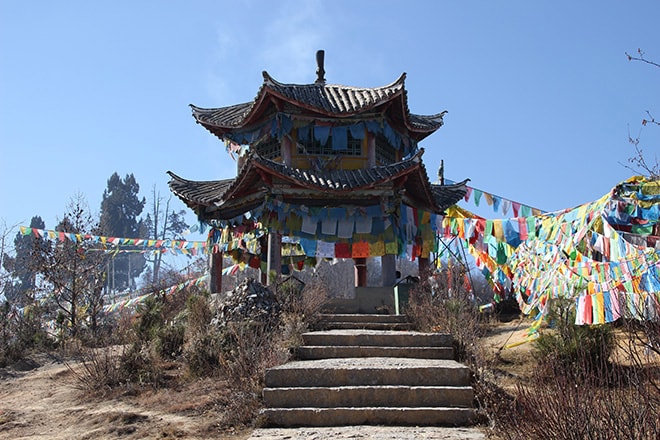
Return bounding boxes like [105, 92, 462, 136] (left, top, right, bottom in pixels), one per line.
[169, 53, 469, 225]
[168, 150, 469, 220]
[190, 71, 446, 143]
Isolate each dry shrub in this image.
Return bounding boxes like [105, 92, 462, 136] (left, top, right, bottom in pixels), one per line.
[533, 299, 615, 381]
[0, 301, 53, 366]
[66, 292, 192, 393]
[218, 322, 289, 387]
[215, 322, 289, 428]
[67, 343, 164, 394]
[484, 298, 660, 440]
[407, 264, 485, 362]
[118, 343, 164, 387]
[208, 278, 324, 428]
[277, 278, 328, 346]
[182, 294, 221, 377]
[66, 344, 126, 393]
[489, 356, 660, 440]
[406, 264, 503, 426]
[181, 286, 298, 428]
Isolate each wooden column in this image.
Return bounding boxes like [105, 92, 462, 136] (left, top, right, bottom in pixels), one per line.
[366, 133, 376, 168]
[354, 257, 367, 287]
[281, 135, 293, 166]
[381, 254, 396, 286]
[266, 232, 282, 286]
[259, 235, 268, 284]
[209, 251, 223, 294]
[418, 256, 430, 276]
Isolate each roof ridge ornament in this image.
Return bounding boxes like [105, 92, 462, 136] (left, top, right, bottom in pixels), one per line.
[315, 50, 326, 85]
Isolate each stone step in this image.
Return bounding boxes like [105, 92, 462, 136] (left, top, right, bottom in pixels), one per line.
[302, 329, 453, 348]
[315, 314, 414, 330]
[264, 357, 471, 388]
[295, 345, 454, 360]
[316, 321, 415, 331]
[261, 407, 477, 427]
[263, 385, 474, 408]
[317, 314, 410, 323]
[262, 314, 475, 428]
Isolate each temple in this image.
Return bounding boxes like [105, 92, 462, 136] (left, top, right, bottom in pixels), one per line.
[169, 51, 469, 293]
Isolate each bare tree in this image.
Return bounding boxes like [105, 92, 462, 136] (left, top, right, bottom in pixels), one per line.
[624, 48, 659, 178]
[34, 194, 108, 339]
[143, 186, 189, 284]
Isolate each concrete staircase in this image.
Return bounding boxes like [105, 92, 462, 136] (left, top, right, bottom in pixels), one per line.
[261, 314, 476, 427]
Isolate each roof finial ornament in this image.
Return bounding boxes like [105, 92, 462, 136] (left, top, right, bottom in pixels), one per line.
[315, 50, 326, 85]
[438, 160, 444, 185]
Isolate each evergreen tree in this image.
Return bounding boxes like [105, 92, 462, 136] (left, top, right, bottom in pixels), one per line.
[2, 216, 47, 304]
[99, 172, 146, 292]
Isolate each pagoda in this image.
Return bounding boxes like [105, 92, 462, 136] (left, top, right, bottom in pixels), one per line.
[169, 51, 469, 292]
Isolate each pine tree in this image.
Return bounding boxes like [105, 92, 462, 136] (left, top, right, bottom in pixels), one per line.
[2, 216, 47, 304]
[99, 172, 146, 292]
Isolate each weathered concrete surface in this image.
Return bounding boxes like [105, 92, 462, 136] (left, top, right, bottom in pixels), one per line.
[295, 345, 454, 360]
[317, 314, 410, 323]
[264, 357, 471, 388]
[322, 287, 403, 314]
[248, 425, 487, 439]
[302, 329, 453, 347]
[261, 407, 477, 428]
[263, 385, 473, 408]
[315, 314, 414, 331]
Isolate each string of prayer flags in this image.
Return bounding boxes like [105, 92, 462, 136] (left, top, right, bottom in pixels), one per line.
[20, 226, 208, 251]
[441, 176, 660, 327]
[101, 275, 209, 313]
[445, 179, 544, 217]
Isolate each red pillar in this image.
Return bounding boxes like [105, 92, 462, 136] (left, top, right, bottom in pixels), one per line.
[354, 257, 367, 287]
[209, 251, 223, 294]
[418, 256, 429, 276]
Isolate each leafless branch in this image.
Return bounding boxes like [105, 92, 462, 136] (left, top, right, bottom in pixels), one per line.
[626, 48, 660, 69]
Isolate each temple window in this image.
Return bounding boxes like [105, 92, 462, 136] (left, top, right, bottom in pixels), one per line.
[255, 138, 281, 160]
[375, 134, 396, 164]
[297, 133, 362, 157]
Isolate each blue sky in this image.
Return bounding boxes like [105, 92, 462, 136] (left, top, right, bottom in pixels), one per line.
[1, 1, 658, 238]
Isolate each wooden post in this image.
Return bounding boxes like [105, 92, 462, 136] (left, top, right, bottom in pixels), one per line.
[354, 257, 367, 287]
[281, 135, 292, 166]
[266, 232, 282, 286]
[366, 133, 376, 168]
[418, 256, 429, 276]
[209, 250, 223, 294]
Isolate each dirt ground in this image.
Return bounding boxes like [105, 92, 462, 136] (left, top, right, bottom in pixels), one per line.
[0, 354, 253, 440]
[0, 319, 536, 440]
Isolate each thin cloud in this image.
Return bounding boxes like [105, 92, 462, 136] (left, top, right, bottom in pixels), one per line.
[259, 1, 330, 83]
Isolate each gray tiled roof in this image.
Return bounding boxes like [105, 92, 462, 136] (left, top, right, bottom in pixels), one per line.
[262, 71, 406, 115]
[190, 102, 253, 129]
[168, 152, 469, 219]
[431, 182, 470, 211]
[249, 153, 421, 192]
[167, 174, 235, 210]
[190, 72, 445, 135]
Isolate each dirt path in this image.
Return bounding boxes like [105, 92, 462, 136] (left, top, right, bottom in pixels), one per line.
[0, 356, 250, 440]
